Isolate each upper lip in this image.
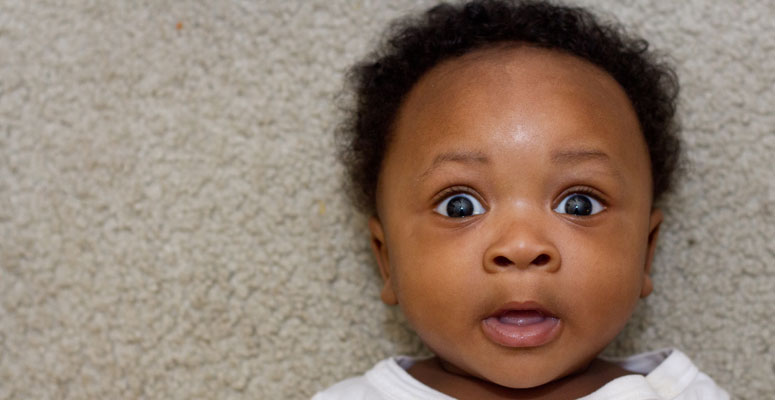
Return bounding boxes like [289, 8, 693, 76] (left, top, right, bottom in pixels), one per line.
[485, 301, 558, 319]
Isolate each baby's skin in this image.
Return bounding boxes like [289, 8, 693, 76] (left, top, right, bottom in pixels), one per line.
[368, 45, 662, 399]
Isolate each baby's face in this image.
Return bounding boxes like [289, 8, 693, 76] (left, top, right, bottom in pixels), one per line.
[369, 46, 662, 389]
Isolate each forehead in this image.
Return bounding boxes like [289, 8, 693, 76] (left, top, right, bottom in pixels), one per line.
[383, 44, 649, 180]
[394, 45, 640, 142]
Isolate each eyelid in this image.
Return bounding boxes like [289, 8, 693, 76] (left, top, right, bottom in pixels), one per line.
[431, 186, 485, 207]
[434, 192, 486, 218]
[553, 186, 608, 218]
[554, 186, 608, 208]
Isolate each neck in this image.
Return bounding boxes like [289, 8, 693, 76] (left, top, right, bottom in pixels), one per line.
[407, 357, 634, 400]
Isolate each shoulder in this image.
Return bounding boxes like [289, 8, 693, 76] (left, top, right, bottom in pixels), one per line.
[311, 356, 455, 400]
[311, 374, 378, 400]
[584, 348, 729, 400]
[311, 358, 398, 400]
[644, 348, 729, 399]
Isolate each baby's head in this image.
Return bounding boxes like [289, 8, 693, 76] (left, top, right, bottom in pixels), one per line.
[338, 0, 681, 391]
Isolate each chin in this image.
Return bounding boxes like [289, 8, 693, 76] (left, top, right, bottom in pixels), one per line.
[470, 357, 586, 390]
[487, 372, 558, 389]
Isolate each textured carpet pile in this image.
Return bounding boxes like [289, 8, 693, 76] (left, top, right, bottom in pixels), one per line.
[0, 1, 773, 399]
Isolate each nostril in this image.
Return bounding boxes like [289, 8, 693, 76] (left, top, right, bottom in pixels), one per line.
[532, 254, 550, 266]
[493, 256, 512, 267]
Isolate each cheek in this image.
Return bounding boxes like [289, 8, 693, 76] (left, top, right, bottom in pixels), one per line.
[388, 227, 486, 325]
[561, 230, 647, 324]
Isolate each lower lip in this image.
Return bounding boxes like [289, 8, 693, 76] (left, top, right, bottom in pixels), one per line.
[481, 311, 561, 348]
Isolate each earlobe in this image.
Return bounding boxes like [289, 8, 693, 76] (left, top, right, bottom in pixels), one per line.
[368, 217, 398, 305]
[641, 208, 663, 298]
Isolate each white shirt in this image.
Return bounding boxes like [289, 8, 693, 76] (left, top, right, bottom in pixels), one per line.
[312, 349, 729, 400]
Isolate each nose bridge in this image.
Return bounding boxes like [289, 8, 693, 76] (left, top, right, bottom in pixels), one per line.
[483, 202, 560, 273]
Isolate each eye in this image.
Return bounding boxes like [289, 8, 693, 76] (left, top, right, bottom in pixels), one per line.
[434, 193, 486, 218]
[554, 193, 605, 216]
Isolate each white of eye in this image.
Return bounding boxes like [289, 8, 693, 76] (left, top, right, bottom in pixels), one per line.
[553, 193, 605, 216]
[434, 193, 486, 218]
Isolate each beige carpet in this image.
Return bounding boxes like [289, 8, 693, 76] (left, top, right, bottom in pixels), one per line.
[0, 0, 773, 398]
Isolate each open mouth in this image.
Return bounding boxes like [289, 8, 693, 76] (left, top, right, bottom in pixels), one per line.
[481, 302, 561, 348]
[497, 309, 552, 326]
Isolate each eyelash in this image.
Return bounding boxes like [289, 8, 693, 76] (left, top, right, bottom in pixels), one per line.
[557, 186, 608, 207]
[432, 186, 483, 205]
[552, 186, 609, 218]
[430, 185, 608, 215]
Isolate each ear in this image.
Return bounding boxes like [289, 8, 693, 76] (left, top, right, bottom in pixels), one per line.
[368, 216, 398, 305]
[640, 208, 663, 298]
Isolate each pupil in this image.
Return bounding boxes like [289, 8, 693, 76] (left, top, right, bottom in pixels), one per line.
[565, 195, 592, 215]
[447, 196, 474, 218]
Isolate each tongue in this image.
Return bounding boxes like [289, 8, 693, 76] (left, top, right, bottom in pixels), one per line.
[498, 310, 545, 326]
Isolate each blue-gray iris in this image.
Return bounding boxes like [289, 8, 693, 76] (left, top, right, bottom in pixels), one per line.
[447, 196, 474, 218]
[565, 194, 592, 216]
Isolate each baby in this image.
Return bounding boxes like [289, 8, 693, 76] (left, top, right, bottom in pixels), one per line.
[315, 0, 729, 398]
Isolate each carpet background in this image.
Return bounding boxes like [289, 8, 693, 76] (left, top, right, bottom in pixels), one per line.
[0, 0, 773, 398]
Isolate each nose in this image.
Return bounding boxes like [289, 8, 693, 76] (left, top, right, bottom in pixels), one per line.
[483, 213, 561, 273]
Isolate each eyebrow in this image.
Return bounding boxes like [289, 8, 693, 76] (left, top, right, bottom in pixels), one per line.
[419, 150, 489, 181]
[551, 148, 625, 182]
[550, 149, 611, 164]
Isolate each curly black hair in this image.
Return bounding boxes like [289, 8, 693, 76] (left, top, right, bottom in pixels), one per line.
[338, 0, 681, 215]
